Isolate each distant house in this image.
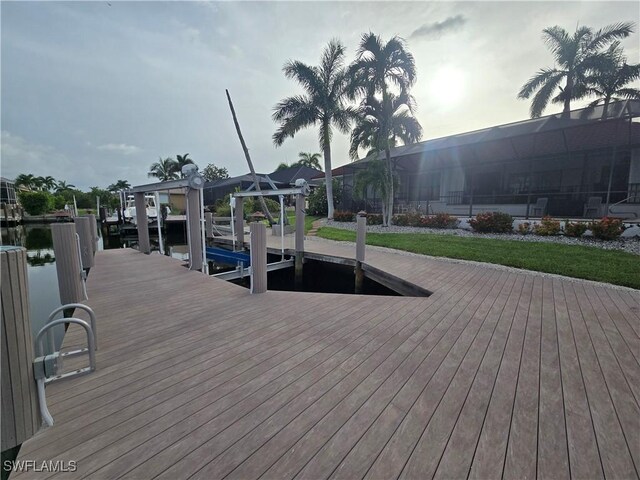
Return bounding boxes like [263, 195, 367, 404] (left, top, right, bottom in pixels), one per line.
[0, 177, 17, 205]
[203, 166, 324, 207]
[268, 165, 323, 187]
[332, 100, 640, 219]
[1, 177, 21, 224]
[203, 174, 285, 206]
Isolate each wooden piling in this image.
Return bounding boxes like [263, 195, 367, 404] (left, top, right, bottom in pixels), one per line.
[249, 222, 267, 294]
[134, 192, 150, 254]
[294, 193, 305, 289]
[74, 217, 94, 269]
[186, 189, 203, 271]
[234, 197, 244, 250]
[355, 211, 366, 294]
[86, 214, 98, 254]
[1, 247, 41, 451]
[205, 212, 214, 239]
[51, 223, 85, 305]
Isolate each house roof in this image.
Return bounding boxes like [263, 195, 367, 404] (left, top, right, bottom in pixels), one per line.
[268, 165, 323, 185]
[366, 99, 640, 164]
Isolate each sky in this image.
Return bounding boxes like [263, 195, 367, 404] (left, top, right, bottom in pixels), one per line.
[1, 1, 639, 190]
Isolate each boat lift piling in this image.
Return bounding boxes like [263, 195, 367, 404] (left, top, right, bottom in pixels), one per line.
[294, 193, 305, 289]
[355, 211, 367, 294]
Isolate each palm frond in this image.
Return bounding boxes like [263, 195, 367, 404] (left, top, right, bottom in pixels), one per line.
[587, 22, 635, 52]
[529, 72, 564, 117]
[518, 68, 564, 99]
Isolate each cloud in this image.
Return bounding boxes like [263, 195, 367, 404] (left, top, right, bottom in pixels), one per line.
[410, 15, 467, 40]
[1, 130, 73, 180]
[95, 143, 141, 155]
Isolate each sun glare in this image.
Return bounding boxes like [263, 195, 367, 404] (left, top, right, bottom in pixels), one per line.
[429, 66, 465, 106]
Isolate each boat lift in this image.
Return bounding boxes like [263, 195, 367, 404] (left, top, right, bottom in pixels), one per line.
[211, 180, 309, 284]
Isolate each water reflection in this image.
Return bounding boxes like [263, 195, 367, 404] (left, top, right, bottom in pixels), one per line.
[1, 222, 189, 356]
[1, 225, 62, 353]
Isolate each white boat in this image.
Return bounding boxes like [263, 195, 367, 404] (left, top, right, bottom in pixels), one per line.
[123, 194, 160, 222]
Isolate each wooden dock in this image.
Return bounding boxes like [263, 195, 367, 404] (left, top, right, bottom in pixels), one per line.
[13, 238, 640, 479]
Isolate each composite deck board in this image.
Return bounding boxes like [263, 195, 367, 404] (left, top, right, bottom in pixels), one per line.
[13, 239, 639, 479]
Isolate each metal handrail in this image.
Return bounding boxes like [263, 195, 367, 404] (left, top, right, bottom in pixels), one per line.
[35, 318, 96, 372]
[608, 196, 639, 219]
[44, 304, 98, 354]
[34, 318, 96, 426]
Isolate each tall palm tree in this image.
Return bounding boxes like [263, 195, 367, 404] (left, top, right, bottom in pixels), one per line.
[176, 153, 196, 178]
[107, 179, 131, 192]
[273, 39, 354, 220]
[297, 152, 322, 170]
[41, 176, 57, 192]
[518, 22, 634, 118]
[582, 42, 640, 117]
[148, 157, 179, 181]
[349, 32, 418, 224]
[32, 176, 45, 191]
[14, 173, 35, 190]
[55, 180, 75, 193]
[349, 33, 417, 99]
[350, 91, 422, 225]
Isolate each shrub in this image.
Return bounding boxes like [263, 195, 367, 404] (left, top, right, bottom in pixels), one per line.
[533, 216, 561, 236]
[215, 204, 231, 217]
[589, 217, 625, 240]
[366, 213, 383, 225]
[517, 222, 532, 235]
[307, 179, 342, 216]
[564, 221, 587, 238]
[18, 191, 52, 215]
[421, 213, 458, 229]
[334, 211, 355, 222]
[391, 211, 422, 226]
[468, 212, 513, 233]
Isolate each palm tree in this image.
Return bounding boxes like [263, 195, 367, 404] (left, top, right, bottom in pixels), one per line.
[518, 22, 634, 118]
[581, 42, 640, 117]
[41, 176, 57, 192]
[176, 153, 196, 178]
[32, 176, 45, 191]
[148, 157, 179, 181]
[107, 180, 131, 192]
[354, 159, 398, 222]
[273, 39, 354, 220]
[14, 173, 35, 190]
[297, 152, 322, 170]
[350, 91, 422, 225]
[349, 32, 418, 225]
[349, 33, 417, 99]
[55, 180, 75, 193]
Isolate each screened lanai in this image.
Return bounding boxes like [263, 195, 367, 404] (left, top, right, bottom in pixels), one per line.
[339, 99, 640, 219]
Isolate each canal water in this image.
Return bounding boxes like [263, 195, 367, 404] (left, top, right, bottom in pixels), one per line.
[0, 223, 187, 354]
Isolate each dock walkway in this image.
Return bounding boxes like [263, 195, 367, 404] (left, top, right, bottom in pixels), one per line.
[14, 238, 640, 479]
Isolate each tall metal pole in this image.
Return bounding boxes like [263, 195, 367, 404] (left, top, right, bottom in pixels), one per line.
[200, 188, 208, 275]
[294, 193, 305, 289]
[355, 211, 366, 294]
[279, 195, 284, 260]
[155, 191, 164, 255]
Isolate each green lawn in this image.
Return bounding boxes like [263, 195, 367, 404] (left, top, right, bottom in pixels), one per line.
[276, 214, 320, 234]
[317, 227, 640, 289]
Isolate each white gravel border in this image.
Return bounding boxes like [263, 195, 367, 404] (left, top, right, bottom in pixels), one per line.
[324, 219, 640, 256]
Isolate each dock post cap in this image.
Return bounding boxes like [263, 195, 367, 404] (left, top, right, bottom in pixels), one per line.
[357, 211, 367, 217]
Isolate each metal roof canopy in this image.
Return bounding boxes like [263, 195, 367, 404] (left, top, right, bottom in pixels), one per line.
[128, 178, 192, 193]
[233, 187, 308, 198]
